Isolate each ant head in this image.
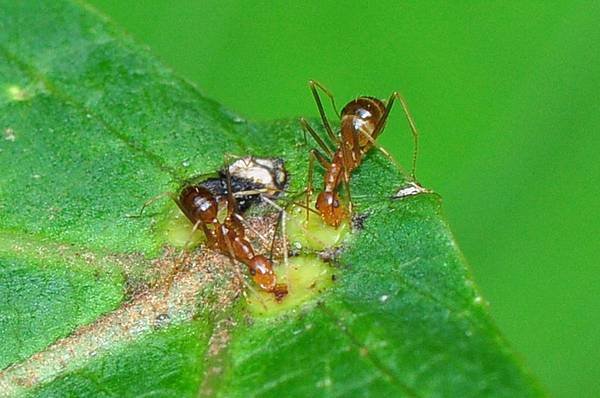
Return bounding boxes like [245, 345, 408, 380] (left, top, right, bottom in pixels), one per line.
[249, 255, 277, 292]
[315, 191, 346, 228]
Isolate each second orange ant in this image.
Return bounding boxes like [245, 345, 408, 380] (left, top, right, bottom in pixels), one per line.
[300, 81, 420, 228]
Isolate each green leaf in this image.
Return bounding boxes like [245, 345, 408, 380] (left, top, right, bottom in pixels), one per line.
[0, 1, 544, 397]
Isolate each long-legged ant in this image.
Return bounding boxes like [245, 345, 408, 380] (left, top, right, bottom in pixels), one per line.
[300, 80, 420, 228]
[178, 176, 288, 299]
[135, 157, 289, 300]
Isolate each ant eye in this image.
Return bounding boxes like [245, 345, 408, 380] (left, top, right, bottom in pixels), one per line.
[332, 199, 339, 208]
[250, 269, 256, 276]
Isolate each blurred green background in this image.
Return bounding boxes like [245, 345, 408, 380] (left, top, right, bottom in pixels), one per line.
[87, 1, 599, 396]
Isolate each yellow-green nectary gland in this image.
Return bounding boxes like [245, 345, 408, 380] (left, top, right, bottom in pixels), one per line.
[162, 207, 205, 248]
[286, 203, 350, 252]
[246, 255, 336, 316]
[160, 199, 349, 315]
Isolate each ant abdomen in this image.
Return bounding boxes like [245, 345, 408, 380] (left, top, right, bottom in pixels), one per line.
[341, 97, 385, 121]
[178, 185, 218, 224]
[341, 97, 386, 149]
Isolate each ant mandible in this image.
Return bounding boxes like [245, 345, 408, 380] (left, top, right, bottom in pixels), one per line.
[300, 80, 420, 228]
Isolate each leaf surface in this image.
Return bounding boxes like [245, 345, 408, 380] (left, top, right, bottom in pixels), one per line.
[0, 1, 543, 397]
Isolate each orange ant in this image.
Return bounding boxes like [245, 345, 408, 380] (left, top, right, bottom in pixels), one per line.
[300, 81, 420, 228]
[136, 157, 289, 300]
[177, 176, 288, 300]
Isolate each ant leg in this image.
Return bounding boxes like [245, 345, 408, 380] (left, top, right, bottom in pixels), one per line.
[223, 165, 239, 216]
[308, 80, 340, 145]
[178, 220, 203, 258]
[260, 197, 293, 297]
[357, 129, 409, 176]
[309, 80, 341, 118]
[311, 148, 331, 170]
[127, 191, 177, 218]
[306, 149, 331, 221]
[268, 210, 283, 263]
[233, 189, 268, 196]
[340, 165, 354, 223]
[261, 196, 288, 266]
[373, 92, 420, 181]
[222, 152, 253, 171]
[233, 213, 270, 245]
[306, 151, 315, 222]
[164, 219, 203, 292]
[290, 200, 321, 216]
[222, 152, 242, 163]
[337, 120, 358, 222]
[394, 93, 419, 181]
[232, 185, 315, 200]
[300, 118, 334, 158]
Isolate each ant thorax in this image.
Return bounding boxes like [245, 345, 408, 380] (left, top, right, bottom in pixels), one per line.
[341, 97, 386, 149]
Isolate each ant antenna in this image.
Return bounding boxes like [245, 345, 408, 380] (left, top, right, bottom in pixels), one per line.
[260, 196, 289, 267]
[356, 128, 408, 175]
[127, 191, 177, 218]
[309, 80, 341, 118]
[300, 118, 335, 158]
[308, 80, 340, 145]
[373, 92, 420, 181]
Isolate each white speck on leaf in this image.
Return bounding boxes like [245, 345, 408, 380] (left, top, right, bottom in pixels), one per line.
[4, 128, 16, 141]
[393, 181, 431, 198]
[316, 377, 332, 388]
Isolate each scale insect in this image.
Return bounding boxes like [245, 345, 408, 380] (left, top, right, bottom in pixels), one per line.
[193, 156, 287, 212]
[300, 80, 420, 228]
